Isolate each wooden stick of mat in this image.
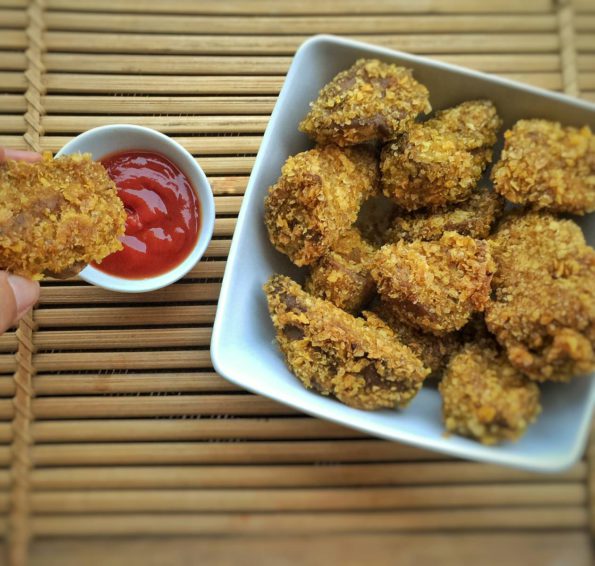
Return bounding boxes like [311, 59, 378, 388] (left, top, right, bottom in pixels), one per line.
[9, 3, 45, 565]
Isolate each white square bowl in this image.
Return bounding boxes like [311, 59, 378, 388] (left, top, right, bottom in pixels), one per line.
[211, 34, 595, 472]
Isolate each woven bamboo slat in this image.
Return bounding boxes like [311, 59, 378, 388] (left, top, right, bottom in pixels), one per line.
[42, 13, 558, 34]
[0, 31, 26, 50]
[42, 0, 555, 15]
[44, 32, 561, 55]
[42, 53, 563, 74]
[0, 9, 26, 28]
[42, 115, 269, 133]
[31, 351, 213, 372]
[30, 440, 443, 466]
[44, 74, 285, 94]
[23, 534, 594, 566]
[39, 282, 222, 304]
[1, 0, 594, 564]
[34, 371, 234, 394]
[0, 52, 26, 70]
[28, 394, 294, 419]
[28, 483, 586, 513]
[43, 72, 566, 94]
[24, 461, 586, 490]
[0, 372, 235, 397]
[33, 305, 219, 327]
[27, 417, 357, 443]
[27, 507, 589, 536]
[42, 96, 276, 115]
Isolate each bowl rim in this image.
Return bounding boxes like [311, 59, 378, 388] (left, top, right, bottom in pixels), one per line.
[211, 34, 595, 472]
[56, 124, 215, 293]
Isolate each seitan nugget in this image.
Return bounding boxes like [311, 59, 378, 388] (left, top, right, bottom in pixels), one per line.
[264, 144, 378, 266]
[381, 100, 501, 210]
[492, 119, 595, 214]
[485, 212, 595, 382]
[305, 227, 376, 314]
[371, 232, 495, 335]
[386, 186, 504, 243]
[264, 274, 429, 410]
[0, 152, 126, 279]
[299, 58, 431, 146]
[440, 339, 541, 445]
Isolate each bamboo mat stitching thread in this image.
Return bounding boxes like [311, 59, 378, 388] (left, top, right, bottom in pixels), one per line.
[9, 1, 45, 564]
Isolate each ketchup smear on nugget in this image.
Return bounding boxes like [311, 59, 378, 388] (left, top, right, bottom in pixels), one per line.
[93, 151, 200, 279]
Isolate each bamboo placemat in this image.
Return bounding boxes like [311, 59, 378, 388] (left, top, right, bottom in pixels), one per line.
[0, 1, 594, 564]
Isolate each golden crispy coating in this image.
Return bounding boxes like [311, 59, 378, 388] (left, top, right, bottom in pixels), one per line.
[365, 305, 459, 376]
[387, 186, 504, 243]
[264, 145, 378, 266]
[485, 212, 595, 382]
[0, 152, 125, 279]
[264, 275, 430, 410]
[371, 232, 495, 335]
[305, 228, 376, 314]
[381, 100, 502, 210]
[492, 120, 595, 214]
[439, 340, 541, 445]
[299, 58, 431, 146]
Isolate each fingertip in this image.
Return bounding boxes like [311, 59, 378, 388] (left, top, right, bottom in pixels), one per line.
[0, 148, 42, 163]
[7, 274, 40, 319]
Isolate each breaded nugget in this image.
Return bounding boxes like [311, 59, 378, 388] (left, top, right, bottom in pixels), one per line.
[492, 119, 595, 214]
[264, 275, 430, 410]
[371, 232, 495, 335]
[439, 339, 541, 445]
[485, 212, 595, 381]
[381, 100, 502, 210]
[364, 305, 459, 376]
[386, 186, 504, 242]
[305, 228, 375, 314]
[299, 58, 431, 146]
[0, 152, 125, 279]
[264, 145, 378, 266]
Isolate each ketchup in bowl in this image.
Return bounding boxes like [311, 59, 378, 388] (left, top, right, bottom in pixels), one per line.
[94, 151, 200, 279]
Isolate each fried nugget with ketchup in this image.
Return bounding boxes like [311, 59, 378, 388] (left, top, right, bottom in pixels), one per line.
[0, 152, 126, 279]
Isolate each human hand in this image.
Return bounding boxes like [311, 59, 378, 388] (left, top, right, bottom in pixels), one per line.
[0, 147, 42, 333]
[0, 147, 41, 163]
[0, 273, 39, 334]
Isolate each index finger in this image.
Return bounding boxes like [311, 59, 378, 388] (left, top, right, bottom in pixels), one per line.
[0, 148, 42, 163]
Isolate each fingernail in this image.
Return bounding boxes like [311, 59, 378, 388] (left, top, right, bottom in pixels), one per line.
[7, 275, 40, 318]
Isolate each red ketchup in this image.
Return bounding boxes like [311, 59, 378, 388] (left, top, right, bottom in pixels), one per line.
[94, 151, 200, 279]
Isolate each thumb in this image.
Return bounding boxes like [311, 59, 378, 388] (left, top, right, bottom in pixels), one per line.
[0, 273, 39, 334]
[7, 274, 40, 320]
[0, 148, 42, 163]
[0, 273, 17, 334]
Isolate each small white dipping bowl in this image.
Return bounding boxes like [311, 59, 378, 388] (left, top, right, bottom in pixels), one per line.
[57, 124, 215, 293]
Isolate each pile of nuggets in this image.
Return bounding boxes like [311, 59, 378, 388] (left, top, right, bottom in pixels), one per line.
[264, 58, 595, 445]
